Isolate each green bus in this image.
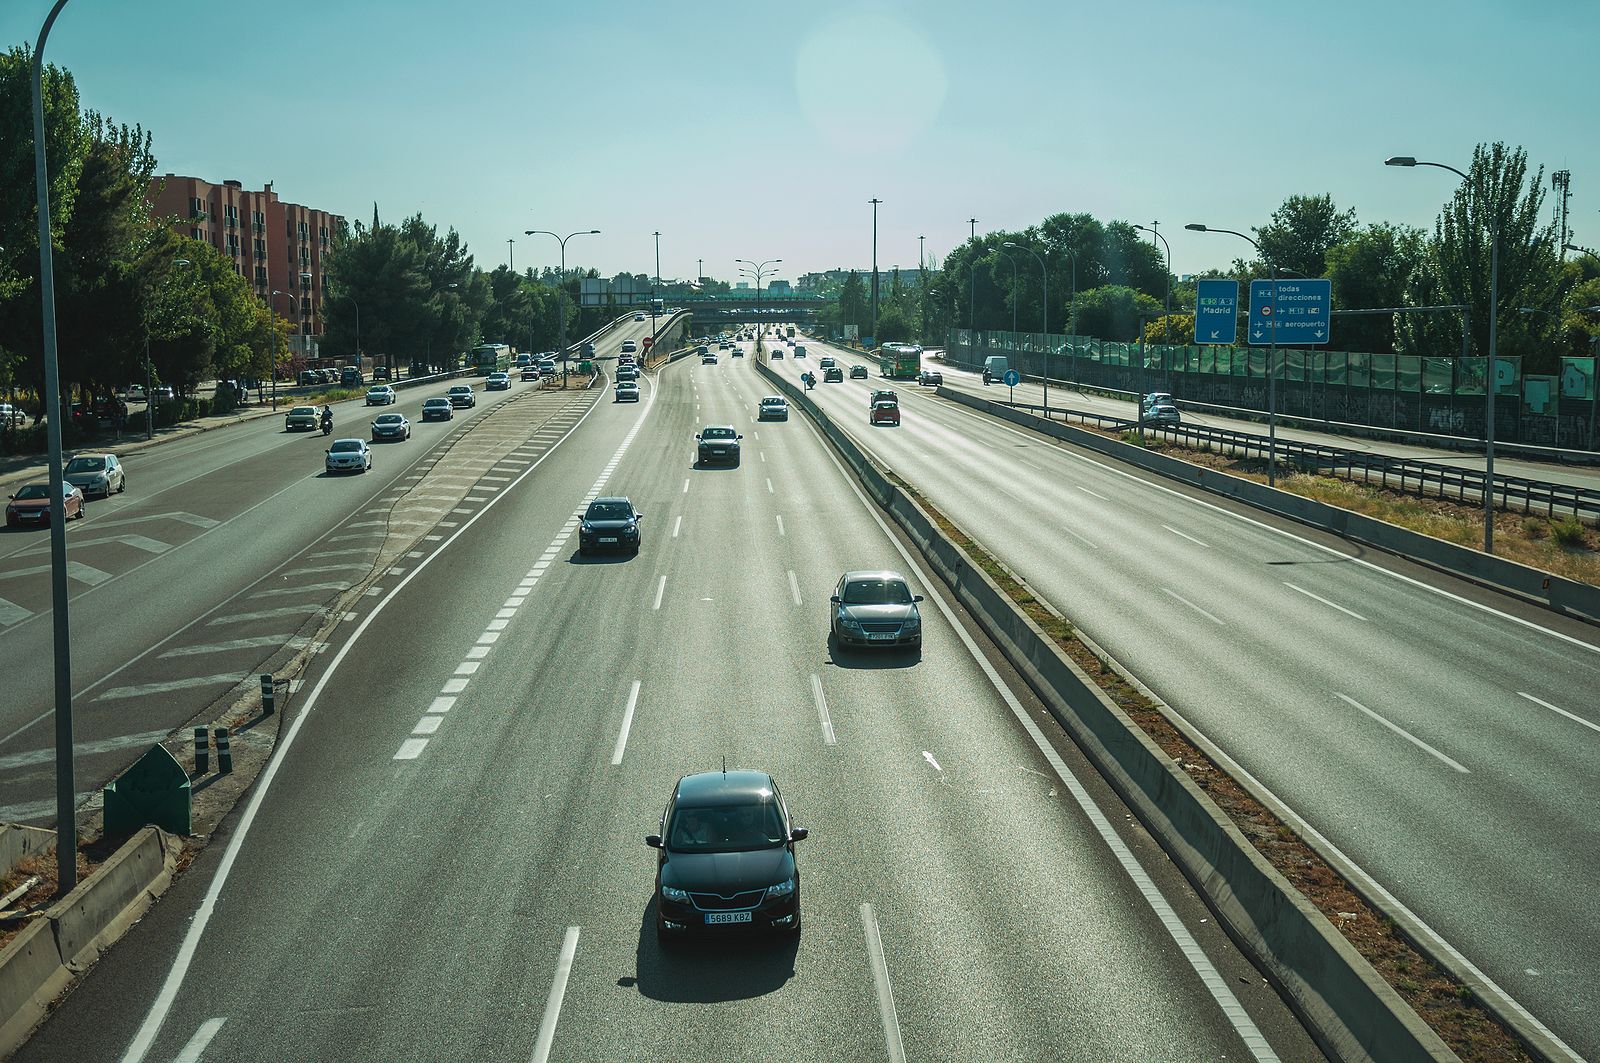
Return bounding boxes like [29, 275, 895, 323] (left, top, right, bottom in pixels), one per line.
[879, 343, 921, 380]
[471, 343, 512, 376]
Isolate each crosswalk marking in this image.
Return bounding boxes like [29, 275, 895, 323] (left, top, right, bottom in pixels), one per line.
[95, 674, 243, 701]
[67, 533, 170, 554]
[208, 605, 318, 626]
[160, 635, 312, 658]
[0, 728, 171, 772]
[0, 561, 112, 586]
[248, 581, 351, 599]
[0, 597, 29, 626]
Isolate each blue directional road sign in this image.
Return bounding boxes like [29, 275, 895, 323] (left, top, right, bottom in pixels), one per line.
[1247, 278, 1333, 346]
[1194, 279, 1239, 344]
[1003, 369, 1021, 388]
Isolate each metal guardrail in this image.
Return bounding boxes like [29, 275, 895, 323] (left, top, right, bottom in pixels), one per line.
[1003, 398, 1600, 522]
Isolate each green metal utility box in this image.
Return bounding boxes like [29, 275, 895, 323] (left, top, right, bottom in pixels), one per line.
[103, 744, 191, 836]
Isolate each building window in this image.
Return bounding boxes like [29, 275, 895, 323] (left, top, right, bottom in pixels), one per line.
[188, 196, 204, 217]
[189, 227, 203, 240]
[255, 266, 268, 284]
[286, 220, 294, 239]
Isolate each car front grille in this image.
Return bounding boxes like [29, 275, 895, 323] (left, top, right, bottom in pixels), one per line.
[859, 622, 901, 633]
[690, 889, 766, 911]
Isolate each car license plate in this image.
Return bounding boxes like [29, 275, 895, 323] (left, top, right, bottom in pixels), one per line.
[869, 632, 897, 641]
[705, 911, 752, 925]
[712, 450, 725, 456]
[599, 537, 618, 544]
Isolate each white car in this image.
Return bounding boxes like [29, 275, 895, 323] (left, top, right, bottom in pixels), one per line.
[446, 385, 476, 408]
[1147, 403, 1181, 425]
[621, 340, 638, 354]
[365, 385, 396, 405]
[485, 372, 511, 391]
[325, 438, 371, 474]
[64, 453, 126, 497]
[634, 312, 645, 322]
[615, 382, 641, 403]
[757, 396, 788, 421]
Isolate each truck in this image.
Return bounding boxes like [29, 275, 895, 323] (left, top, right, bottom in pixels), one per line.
[879, 343, 922, 380]
[786, 325, 796, 339]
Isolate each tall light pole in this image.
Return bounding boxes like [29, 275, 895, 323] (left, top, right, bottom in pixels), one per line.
[1186, 223, 1282, 486]
[968, 218, 978, 338]
[269, 290, 292, 410]
[1386, 155, 1500, 552]
[1006, 241, 1049, 409]
[507, 238, 514, 273]
[870, 198, 882, 346]
[997, 246, 1020, 334]
[652, 230, 661, 345]
[697, 257, 703, 285]
[526, 228, 601, 384]
[1134, 223, 1172, 339]
[735, 257, 782, 336]
[31, 0, 78, 892]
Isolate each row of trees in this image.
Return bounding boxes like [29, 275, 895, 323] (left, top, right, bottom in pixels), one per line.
[916, 144, 1599, 374]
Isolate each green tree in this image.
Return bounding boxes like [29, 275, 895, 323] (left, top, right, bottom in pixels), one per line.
[1253, 193, 1357, 279]
[873, 303, 914, 344]
[1072, 285, 1161, 341]
[1324, 223, 1428, 353]
[838, 271, 867, 335]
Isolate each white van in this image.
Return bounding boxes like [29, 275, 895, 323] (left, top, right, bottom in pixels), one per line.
[983, 356, 1009, 384]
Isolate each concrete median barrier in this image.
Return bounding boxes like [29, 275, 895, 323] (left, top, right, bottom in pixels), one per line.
[0, 918, 68, 1059]
[758, 359, 1455, 1062]
[939, 386, 1600, 625]
[0, 825, 54, 879]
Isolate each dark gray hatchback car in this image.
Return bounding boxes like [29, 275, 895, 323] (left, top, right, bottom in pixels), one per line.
[829, 570, 924, 650]
[578, 496, 642, 555]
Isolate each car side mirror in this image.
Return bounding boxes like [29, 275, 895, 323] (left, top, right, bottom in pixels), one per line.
[634, 513, 643, 521]
[645, 834, 662, 848]
[913, 595, 924, 602]
[693, 433, 701, 440]
[789, 827, 809, 842]
[737, 434, 744, 440]
[829, 595, 841, 604]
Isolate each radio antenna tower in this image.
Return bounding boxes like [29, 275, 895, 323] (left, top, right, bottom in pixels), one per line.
[1552, 170, 1572, 259]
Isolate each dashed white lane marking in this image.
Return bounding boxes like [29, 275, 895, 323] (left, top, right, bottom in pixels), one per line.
[682, 478, 689, 494]
[672, 515, 682, 538]
[172, 1017, 226, 1063]
[1162, 524, 1211, 549]
[860, 904, 906, 1063]
[1057, 523, 1098, 550]
[1517, 691, 1600, 735]
[441, 678, 469, 694]
[788, 569, 802, 606]
[466, 646, 490, 660]
[611, 681, 642, 765]
[412, 716, 444, 735]
[765, 477, 774, 494]
[1161, 587, 1224, 625]
[1076, 484, 1110, 501]
[775, 514, 786, 537]
[653, 576, 667, 611]
[530, 927, 581, 1063]
[1335, 692, 1469, 773]
[811, 674, 836, 746]
[1284, 582, 1367, 622]
[760, 451, 766, 462]
[429, 696, 457, 714]
[455, 662, 480, 676]
[922, 750, 943, 773]
[394, 738, 428, 760]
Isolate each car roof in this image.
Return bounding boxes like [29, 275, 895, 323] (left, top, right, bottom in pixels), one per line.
[590, 495, 633, 506]
[424, 396, 449, 403]
[675, 769, 778, 807]
[842, 569, 907, 583]
[331, 437, 365, 446]
[700, 424, 737, 431]
[375, 413, 404, 419]
[761, 396, 785, 402]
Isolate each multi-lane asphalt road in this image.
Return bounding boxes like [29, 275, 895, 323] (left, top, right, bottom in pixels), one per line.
[0, 319, 648, 825]
[13, 334, 1327, 1061]
[766, 334, 1600, 1058]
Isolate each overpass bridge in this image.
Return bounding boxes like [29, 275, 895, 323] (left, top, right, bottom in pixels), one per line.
[673, 291, 834, 324]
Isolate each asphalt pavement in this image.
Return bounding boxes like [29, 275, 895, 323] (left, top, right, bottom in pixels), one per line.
[14, 334, 1324, 1062]
[767, 333, 1600, 1058]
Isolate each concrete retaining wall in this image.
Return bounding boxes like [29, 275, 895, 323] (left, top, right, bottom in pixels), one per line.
[0, 827, 178, 1059]
[0, 826, 54, 880]
[940, 386, 1600, 625]
[757, 358, 1454, 1062]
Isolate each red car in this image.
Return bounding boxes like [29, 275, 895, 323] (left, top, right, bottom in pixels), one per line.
[6, 482, 85, 528]
[870, 400, 900, 427]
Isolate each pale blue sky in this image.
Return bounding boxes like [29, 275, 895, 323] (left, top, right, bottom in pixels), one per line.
[7, 0, 1596, 285]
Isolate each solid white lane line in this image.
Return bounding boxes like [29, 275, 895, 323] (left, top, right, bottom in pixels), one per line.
[529, 926, 581, 1063]
[788, 569, 802, 606]
[1283, 582, 1368, 622]
[860, 904, 907, 1063]
[393, 738, 428, 760]
[776, 514, 786, 537]
[611, 681, 642, 765]
[1162, 524, 1211, 549]
[806, 415, 1278, 1059]
[1335, 693, 1469, 773]
[1517, 691, 1600, 736]
[1161, 588, 1225, 625]
[811, 674, 836, 745]
[653, 575, 667, 611]
[172, 1017, 226, 1063]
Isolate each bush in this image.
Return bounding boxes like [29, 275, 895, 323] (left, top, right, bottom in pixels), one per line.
[1551, 514, 1587, 548]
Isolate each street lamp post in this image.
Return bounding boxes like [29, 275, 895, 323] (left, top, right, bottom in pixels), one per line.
[735, 258, 782, 340]
[870, 198, 882, 346]
[1005, 241, 1049, 410]
[652, 230, 661, 349]
[1186, 223, 1282, 485]
[507, 238, 514, 273]
[1135, 224, 1171, 409]
[967, 218, 978, 341]
[997, 247, 1020, 335]
[30, 0, 79, 892]
[526, 228, 601, 386]
[1386, 155, 1501, 552]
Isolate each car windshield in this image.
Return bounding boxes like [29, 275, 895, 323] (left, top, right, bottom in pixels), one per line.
[368, 387, 386, 393]
[762, 398, 784, 405]
[701, 427, 735, 440]
[449, 387, 469, 393]
[65, 457, 105, 473]
[843, 578, 912, 605]
[375, 415, 403, 424]
[13, 485, 49, 500]
[290, 407, 316, 416]
[424, 399, 447, 406]
[330, 440, 363, 453]
[586, 501, 632, 521]
[668, 801, 785, 853]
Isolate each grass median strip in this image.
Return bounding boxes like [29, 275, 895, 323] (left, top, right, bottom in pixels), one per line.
[881, 466, 1531, 1062]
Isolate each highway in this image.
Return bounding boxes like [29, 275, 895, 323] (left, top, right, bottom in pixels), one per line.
[938, 359, 1600, 493]
[13, 336, 1324, 1062]
[0, 316, 653, 826]
[766, 332, 1600, 1057]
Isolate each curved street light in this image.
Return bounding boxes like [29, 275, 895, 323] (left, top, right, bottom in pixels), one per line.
[526, 229, 601, 380]
[736, 258, 783, 334]
[1004, 241, 1050, 409]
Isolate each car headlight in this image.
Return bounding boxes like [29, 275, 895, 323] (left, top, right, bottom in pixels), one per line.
[838, 615, 862, 631]
[581, 522, 594, 532]
[903, 615, 921, 630]
[661, 885, 690, 903]
[766, 877, 796, 900]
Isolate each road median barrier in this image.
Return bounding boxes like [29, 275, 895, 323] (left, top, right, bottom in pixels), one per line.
[0, 826, 178, 1058]
[757, 359, 1473, 1062]
[938, 386, 1600, 625]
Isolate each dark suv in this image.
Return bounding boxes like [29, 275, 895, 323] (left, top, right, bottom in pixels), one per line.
[578, 496, 643, 555]
[695, 425, 742, 467]
[647, 770, 807, 945]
